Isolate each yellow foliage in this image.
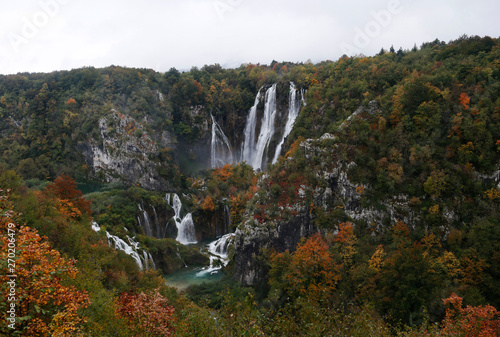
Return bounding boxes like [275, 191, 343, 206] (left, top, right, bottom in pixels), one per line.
[485, 188, 500, 200]
[369, 245, 386, 272]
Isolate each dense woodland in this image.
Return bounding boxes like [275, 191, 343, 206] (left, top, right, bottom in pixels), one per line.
[1, 35, 500, 336]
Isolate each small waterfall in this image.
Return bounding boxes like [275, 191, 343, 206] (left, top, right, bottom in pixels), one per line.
[211, 114, 234, 168]
[196, 233, 235, 276]
[144, 250, 157, 269]
[176, 246, 187, 267]
[151, 205, 161, 239]
[224, 204, 230, 234]
[177, 213, 197, 245]
[167, 193, 197, 245]
[92, 221, 155, 270]
[138, 203, 153, 237]
[241, 88, 262, 165]
[91, 222, 101, 232]
[272, 82, 302, 164]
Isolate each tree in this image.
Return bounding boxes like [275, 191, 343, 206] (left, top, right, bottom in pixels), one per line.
[0, 193, 89, 336]
[441, 293, 500, 336]
[116, 288, 175, 336]
[269, 233, 341, 302]
[43, 174, 92, 220]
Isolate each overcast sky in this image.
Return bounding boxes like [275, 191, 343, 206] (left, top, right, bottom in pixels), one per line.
[0, 0, 498, 75]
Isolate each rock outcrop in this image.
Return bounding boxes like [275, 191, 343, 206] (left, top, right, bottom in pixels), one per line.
[78, 110, 172, 190]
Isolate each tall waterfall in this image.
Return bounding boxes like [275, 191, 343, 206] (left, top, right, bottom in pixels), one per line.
[241, 88, 262, 165]
[211, 114, 234, 168]
[272, 82, 302, 164]
[241, 84, 277, 170]
[167, 193, 197, 245]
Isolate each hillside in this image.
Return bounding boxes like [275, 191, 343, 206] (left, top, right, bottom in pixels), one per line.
[1, 35, 500, 335]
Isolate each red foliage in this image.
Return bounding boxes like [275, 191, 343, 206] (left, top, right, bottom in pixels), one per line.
[441, 293, 500, 337]
[116, 288, 175, 336]
[44, 174, 92, 219]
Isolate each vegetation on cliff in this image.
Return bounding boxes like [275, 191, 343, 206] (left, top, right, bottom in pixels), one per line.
[1, 34, 500, 335]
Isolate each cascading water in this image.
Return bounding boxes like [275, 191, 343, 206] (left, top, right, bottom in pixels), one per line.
[242, 84, 278, 170]
[241, 88, 262, 165]
[166, 193, 197, 245]
[196, 233, 235, 276]
[272, 82, 302, 164]
[211, 114, 234, 168]
[252, 83, 277, 170]
[151, 205, 161, 239]
[92, 221, 154, 270]
[138, 203, 153, 237]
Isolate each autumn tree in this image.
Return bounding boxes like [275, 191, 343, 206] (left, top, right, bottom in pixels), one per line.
[334, 222, 357, 267]
[441, 293, 500, 336]
[269, 233, 341, 303]
[43, 174, 92, 220]
[116, 288, 175, 336]
[0, 192, 89, 336]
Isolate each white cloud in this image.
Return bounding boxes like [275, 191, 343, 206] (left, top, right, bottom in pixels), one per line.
[0, 0, 499, 74]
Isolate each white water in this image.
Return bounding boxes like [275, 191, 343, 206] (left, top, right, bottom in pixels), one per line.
[242, 84, 278, 170]
[272, 82, 302, 164]
[151, 205, 161, 238]
[167, 193, 197, 245]
[211, 114, 234, 168]
[196, 233, 234, 276]
[92, 221, 154, 270]
[138, 203, 153, 237]
[241, 88, 262, 165]
[252, 84, 277, 170]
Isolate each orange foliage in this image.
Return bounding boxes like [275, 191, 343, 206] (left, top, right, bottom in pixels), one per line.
[66, 98, 77, 105]
[441, 293, 500, 337]
[484, 188, 500, 200]
[44, 174, 92, 219]
[213, 164, 234, 182]
[270, 233, 341, 301]
[285, 136, 305, 158]
[0, 211, 89, 336]
[460, 92, 471, 110]
[116, 288, 175, 336]
[335, 222, 357, 266]
[201, 195, 215, 212]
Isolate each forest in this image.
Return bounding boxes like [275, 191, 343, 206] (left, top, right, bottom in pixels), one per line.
[1, 34, 500, 336]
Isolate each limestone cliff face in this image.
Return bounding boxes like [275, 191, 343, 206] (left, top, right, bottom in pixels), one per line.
[231, 102, 443, 286]
[78, 110, 173, 190]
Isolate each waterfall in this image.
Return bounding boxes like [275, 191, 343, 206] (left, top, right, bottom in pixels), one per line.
[196, 233, 234, 276]
[211, 114, 234, 168]
[224, 204, 230, 234]
[176, 246, 187, 267]
[138, 203, 153, 237]
[144, 250, 157, 269]
[241, 88, 262, 165]
[252, 83, 277, 170]
[272, 82, 302, 164]
[151, 205, 161, 238]
[167, 193, 197, 245]
[177, 213, 197, 245]
[92, 221, 155, 270]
